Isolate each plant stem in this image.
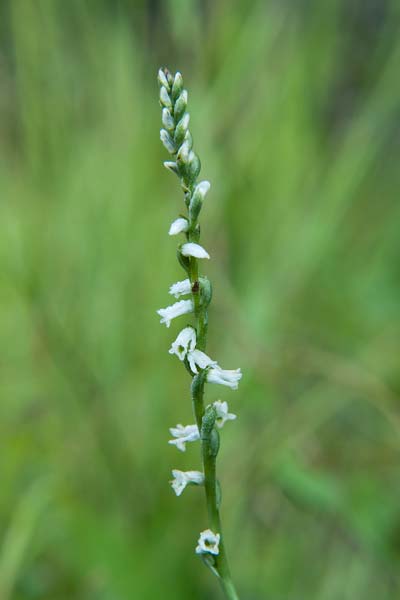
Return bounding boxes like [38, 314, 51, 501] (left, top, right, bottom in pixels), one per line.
[190, 255, 240, 600]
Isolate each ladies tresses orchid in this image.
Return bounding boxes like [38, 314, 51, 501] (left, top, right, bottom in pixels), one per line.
[195, 529, 220, 556]
[181, 242, 210, 259]
[169, 278, 192, 298]
[169, 327, 196, 360]
[157, 299, 193, 328]
[168, 424, 200, 452]
[206, 366, 242, 390]
[170, 470, 204, 496]
[157, 68, 241, 596]
[169, 217, 189, 236]
[213, 400, 237, 428]
[187, 349, 217, 374]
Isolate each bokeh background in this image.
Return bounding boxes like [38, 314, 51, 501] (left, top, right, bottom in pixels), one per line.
[1, 1, 400, 598]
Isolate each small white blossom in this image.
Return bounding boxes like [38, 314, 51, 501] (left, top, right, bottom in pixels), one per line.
[195, 529, 220, 556]
[187, 349, 217, 374]
[157, 299, 194, 328]
[169, 217, 189, 236]
[169, 326, 196, 361]
[181, 243, 210, 260]
[207, 366, 242, 390]
[213, 400, 237, 428]
[168, 424, 200, 452]
[169, 278, 192, 298]
[170, 470, 204, 496]
[195, 180, 211, 199]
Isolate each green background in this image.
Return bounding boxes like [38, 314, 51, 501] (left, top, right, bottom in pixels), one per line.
[1, 1, 400, 598]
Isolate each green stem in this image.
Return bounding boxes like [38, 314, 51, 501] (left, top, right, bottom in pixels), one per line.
[192, 376, 240, 600]
[185, 158, 239, 600]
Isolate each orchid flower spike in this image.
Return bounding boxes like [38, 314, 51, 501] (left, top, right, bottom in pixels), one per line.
[157, 68, 242, 596]
[170, 470, 204, 496]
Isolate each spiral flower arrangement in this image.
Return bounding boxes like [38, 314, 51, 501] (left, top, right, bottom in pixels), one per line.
[157, 67, 241, 600]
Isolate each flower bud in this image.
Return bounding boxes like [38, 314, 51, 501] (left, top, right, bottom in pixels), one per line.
[160, 86, 172, 109]
[201, 405, 216, 437]
[169, 217, 189, 236]
[172, 72, 184, 100]
[158, 68, 170, 90]
[163, 161, 180, 175]
[174, 113, 190, 146]
[184, 129, 193, 150]
[191, 371, 207, 400]
[189, 181, 209, 221]
[187, 151, 201, 182]
[160, 129, 176, 154]
[199, 277, 212, 307]
[162, 108, 174, 131]
[177, 139, 191, 166]
[174, 90, 188, 121]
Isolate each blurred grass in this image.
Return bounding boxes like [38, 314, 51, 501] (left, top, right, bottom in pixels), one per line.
[0, 0, 400, 598]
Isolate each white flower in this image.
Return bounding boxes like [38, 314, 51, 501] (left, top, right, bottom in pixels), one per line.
[169, 217, 189, 236]
[194, 180, 211, 200]
[187, 349, 217, 374]
[170, 470, 204, 496]
[168, 424, 200, 452]
[181, 243, 210, 260]
[212, 400, 237, 428]
[169, 327, 196, 360]
[157, 299, 194, 328]
[206, 366, 242, 390]
[169, 278, 192, 298]
[195, 529, 220, 556]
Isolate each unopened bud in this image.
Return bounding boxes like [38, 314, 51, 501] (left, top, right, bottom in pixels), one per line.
[199, 277, 212, 307]
[172, 72, 184, 100]
[177, 139, 191, 166]
[174, 113, 190, 145]
[174, 90, 188, 121]
[160, 86, 172, 109]
[160, 129, 176, 154]
[162, 108, 174, 131]
[158, 68, 170, 90]
[189, 181, 210, 221]
[188, 151, 201, 182]
[163, 161, 180, 175]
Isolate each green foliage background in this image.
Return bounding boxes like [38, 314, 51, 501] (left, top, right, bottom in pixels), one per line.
[1, 1, 400, 598]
